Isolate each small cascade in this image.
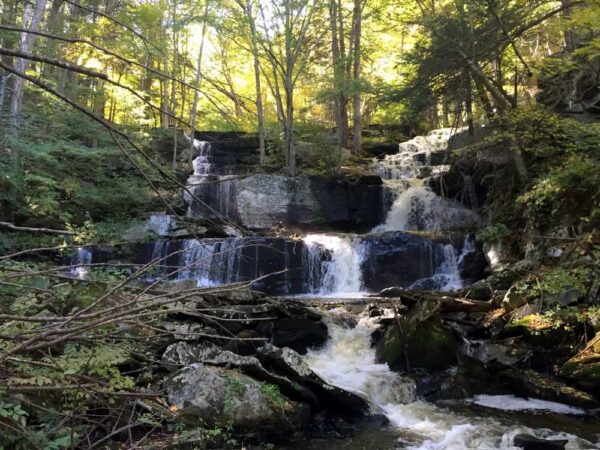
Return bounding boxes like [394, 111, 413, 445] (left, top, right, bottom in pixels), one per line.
[176, 239, 239, 287]
[146, 214, 173, 237]
[371, 128, 478, 233]
[305, 317, 417, 407]
[191, 140, 212, 178]
[410, 235, 476, 291]
[373, 186, 478, 232]
[148, 240, 170, 279]
[303, 234, 365, 296]
[71, 247, 92, 279]
[186, 139, 238, 220]
[304, 314, 595, 450]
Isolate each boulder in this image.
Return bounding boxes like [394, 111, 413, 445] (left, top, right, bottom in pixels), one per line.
[376, 320, 458, 372]
[513, 434, 567, 450]
[165, 363, 310, 432]
[257, 344, 370, 415]
[257, 317, 328, 354]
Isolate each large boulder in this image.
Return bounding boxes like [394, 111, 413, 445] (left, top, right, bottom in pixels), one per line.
[376, 319, 458, 372]
[165, 363, 310, 432]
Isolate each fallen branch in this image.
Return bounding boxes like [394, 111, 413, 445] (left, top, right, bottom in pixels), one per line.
[0, 221, 76, 236]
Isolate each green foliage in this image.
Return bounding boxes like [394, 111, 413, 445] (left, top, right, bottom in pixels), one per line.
[512, 267, 591, 306]
[260, 383, 287, 411]
[517, 156, 600, 227]
[476, 223, 510, 244]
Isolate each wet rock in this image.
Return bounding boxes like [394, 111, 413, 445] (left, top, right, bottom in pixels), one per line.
[257, 344, 370, 415]
[257, 316, 328, 354]
[461, 265, 527, 300]
[458, 247, 488, 284]
[361, 232, 468, 292]
[187, 173, 385, 232]
[376, 320, 458, 371]
[498, 367, 599, 409]
[513, 434, 567, 450]
[502, 286, 527, 312]
[165, 363, 310, 432]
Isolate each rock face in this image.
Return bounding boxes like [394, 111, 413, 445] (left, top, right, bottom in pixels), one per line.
[165, 363, 310, 432]
[187, 173, 385, 232]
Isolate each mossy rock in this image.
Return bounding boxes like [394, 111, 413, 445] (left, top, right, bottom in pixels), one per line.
[560, 333, 600, 396]
[376, 320, 458, 371]
[505, 313, 592, 349]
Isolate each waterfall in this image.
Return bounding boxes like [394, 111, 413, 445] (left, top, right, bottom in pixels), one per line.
[305, 317, 417, 407]
[192, 140, 212, 177]
[303, 234, 365, 296]
[371, 128, 478, 233]
[373, 186, 477, 232]
[408, 235, 476, 292]
[177, 239, 238, 287]
[146, 214, 173, 237]
[304, 314, 594, 450]
[71, 247, 92, 279]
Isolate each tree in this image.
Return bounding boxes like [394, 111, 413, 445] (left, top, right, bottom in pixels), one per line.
[255, 0, 325, 175]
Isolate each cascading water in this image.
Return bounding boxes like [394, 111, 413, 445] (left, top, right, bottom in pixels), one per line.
[303, 234, 366, 296]
[371, 129, 479, 234]
[71, 247, 92, 279]
[304, 314, 598, 450]
[373, 186, 479, 233]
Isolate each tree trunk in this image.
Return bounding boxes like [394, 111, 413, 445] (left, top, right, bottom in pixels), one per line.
[284, 80, 296, 175]
[9, 0, 48, 132]
[561, 0, 577, 51]
[351, 0, 362, 155]
[245, 1, 266, 165]
[464, 71, 474, 136]
[329, 0, 349, 153]
[188, 0, 210, 168]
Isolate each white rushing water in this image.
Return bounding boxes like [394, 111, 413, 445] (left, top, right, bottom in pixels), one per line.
[373, 186, 479, 233]
[305, 316, 598, 450]
[146, 214, 173, 237]
[71, 247, 92, 279]
[303, 234, 366, 296]
[371, 128, 479, 233]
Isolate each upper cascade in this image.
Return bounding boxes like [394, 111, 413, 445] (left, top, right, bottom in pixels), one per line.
[371, 127, 479, 233]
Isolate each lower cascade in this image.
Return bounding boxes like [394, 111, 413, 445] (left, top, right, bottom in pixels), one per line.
[74, 231, 476, 295]
[304, 313, 598, 450]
